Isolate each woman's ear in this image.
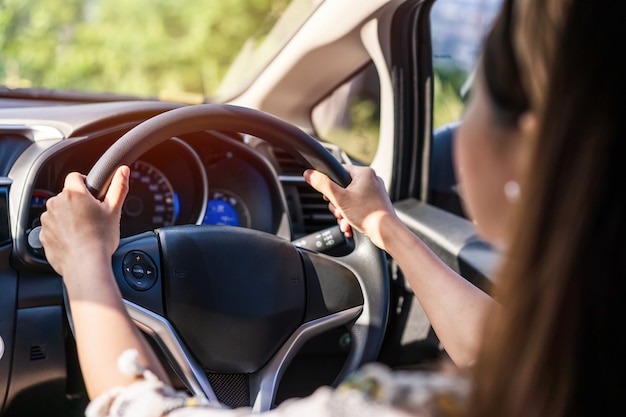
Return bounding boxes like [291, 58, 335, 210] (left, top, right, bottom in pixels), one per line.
[518, 111, 538, 142]
[518, 110, 537, 131]
[517, 111, 538, 164]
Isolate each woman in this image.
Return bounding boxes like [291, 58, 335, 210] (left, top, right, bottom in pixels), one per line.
[39, 0, 625, 415]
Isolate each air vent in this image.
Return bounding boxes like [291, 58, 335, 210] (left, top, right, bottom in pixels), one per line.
[281, 177, 336, 238]
[297, 181, 336, 229]
[271, 144, 345, 176]
[272, 144, 345, 237]
[30, 344, 48, 361]
[272, 146, 308, 175]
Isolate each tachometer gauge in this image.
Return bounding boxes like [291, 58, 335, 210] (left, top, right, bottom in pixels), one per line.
[203, 190, 250, 228]
[122, 160, 179, 236]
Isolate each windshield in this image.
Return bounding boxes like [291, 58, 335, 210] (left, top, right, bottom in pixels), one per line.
[0, 0, 321, 103]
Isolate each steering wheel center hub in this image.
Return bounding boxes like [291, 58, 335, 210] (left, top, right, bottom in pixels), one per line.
[159, 225, 306, 373]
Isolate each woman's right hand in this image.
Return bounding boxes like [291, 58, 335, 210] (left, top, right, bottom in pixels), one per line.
[303, 164, 400, 251]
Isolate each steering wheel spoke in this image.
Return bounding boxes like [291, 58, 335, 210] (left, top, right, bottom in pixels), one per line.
[251, 306, 362, 412]
[124, 300, 219, 403]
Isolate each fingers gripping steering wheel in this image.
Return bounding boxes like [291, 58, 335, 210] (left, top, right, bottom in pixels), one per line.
[75, 104, 388, 411]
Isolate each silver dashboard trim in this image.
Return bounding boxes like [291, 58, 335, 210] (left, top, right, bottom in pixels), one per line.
[0, 124, 65, 142]
[170, 137, 209, 226]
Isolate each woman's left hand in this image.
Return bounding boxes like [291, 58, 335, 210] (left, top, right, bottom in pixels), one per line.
[40, 165, 130, 277]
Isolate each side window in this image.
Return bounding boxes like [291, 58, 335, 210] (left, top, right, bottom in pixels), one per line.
[431, 0, 501, 129]
[311, 63, 380, 165]
[429, 0, 502, 217]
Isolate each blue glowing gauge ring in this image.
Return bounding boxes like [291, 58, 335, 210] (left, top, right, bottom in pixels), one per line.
[202, 190, 250, 228]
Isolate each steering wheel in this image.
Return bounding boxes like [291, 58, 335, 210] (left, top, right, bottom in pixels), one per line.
[67, 104, 389, 411]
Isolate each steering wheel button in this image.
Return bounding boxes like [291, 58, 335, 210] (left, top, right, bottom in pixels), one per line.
[134, 280, 148, 290]
[132, 264, 145, 278]
[122, 251, 158, 291]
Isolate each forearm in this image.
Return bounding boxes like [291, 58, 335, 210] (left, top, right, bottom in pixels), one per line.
[64, 253, 170, 399]
[380, 216, 496, 367]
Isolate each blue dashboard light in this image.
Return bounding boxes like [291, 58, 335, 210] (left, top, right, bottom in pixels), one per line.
[172, 192, 180, 222]
[204, 199, 240, 226]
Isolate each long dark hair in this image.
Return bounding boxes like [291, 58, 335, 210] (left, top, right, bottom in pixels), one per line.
[480, 0, 528, 127]
[467, 1, 626, 416]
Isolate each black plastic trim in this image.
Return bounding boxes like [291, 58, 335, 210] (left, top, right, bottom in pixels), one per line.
[389, 0, 435, 202]
[394, 198, 497, 292]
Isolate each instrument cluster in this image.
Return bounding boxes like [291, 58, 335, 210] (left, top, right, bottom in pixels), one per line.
[27, 131, 279, 239]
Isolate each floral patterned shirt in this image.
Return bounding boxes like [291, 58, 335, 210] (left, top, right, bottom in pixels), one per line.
[86, 350, 468, 417]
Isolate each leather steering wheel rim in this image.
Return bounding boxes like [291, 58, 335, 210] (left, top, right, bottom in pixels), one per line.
[86, 104, 351, 199]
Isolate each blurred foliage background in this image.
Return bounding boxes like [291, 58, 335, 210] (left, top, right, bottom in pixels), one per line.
[0, 0, 289, 101]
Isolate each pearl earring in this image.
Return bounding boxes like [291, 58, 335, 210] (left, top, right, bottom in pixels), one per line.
[504, 180, 521, 202]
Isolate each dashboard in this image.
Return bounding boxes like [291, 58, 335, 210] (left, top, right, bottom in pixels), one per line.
[0, 100, 342, 269]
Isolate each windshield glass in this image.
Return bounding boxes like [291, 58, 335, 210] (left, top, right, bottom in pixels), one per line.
[0, 0, 321, 103]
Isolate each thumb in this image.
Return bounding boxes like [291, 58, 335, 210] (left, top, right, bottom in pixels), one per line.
[104, 165, 130, 211]
[304, 169, 337, 197]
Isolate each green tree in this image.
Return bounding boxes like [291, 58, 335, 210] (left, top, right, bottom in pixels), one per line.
[0, 0, 289, 101]
[0, 0, 83, 87]
[433, 67, 467, 129]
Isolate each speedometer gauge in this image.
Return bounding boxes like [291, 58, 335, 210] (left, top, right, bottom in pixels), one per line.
[203, 190, 250, 227]
[121, 160, 179, 236]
